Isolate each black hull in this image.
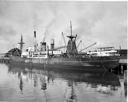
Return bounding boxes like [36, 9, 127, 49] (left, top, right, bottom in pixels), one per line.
[9, 60, 106, 72]
[9, 56, 120, 71]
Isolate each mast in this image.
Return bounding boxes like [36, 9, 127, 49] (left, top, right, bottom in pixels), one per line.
[18, 34, 25, 53]
[66, 21, 78, 56]
[67, 21, 75, 41]
[70, 21, 72, 37]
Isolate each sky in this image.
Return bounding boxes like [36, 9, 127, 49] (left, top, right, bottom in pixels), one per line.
[0, 0, 127, 53]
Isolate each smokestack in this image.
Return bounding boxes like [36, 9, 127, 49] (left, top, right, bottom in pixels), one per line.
[51, 39, 54, 56]
[34, 30, 37, 52]
[34, 30, 36, 38]
[40, 42, 46, 51]
[47, 46, 49, 56]
[51, 39, 54, 51]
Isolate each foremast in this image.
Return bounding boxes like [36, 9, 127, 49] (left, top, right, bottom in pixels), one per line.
[18, 35, 25, 53]
[66, 21, 78, 57]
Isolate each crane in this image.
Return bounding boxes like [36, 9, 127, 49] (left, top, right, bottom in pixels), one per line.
[61, 32, 67, 47]
[53, 46, 67, 50]
[77, 40, 82, 49]
[79, 42, 97, 53]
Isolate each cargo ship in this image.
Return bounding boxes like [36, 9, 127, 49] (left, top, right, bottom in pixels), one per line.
[10, 22, 120, 71]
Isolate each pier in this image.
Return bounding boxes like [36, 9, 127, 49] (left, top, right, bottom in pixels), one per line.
[0, 57, 10, 63]
[118, 49, 127, 74]
[0, 53, 10, 63]
[110, 55, 127, 76]
[118, 58, 127, 75]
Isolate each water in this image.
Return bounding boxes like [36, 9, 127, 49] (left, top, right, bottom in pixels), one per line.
[0, 63, 126, 102]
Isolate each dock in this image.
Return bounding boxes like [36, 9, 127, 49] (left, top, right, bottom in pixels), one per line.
[0, 57, 10, 63]
[0, 53, 10, 63]
[118, 55, 127, 74]
[117, 49, 127, 74]
[111, 55, 127, 75]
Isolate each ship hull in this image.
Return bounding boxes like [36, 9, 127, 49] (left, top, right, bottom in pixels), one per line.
[9, 56, 119, 71]
[9, 60, 105, 72]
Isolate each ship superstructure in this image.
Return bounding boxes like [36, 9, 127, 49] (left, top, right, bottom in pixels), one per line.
[87, 47, 120, 57]
[21, 21, 79, 59]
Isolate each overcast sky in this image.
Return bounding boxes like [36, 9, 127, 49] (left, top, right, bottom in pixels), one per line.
[0, 1, 127, 53]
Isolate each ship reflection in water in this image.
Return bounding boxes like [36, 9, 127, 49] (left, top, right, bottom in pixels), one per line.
[0, 63, 126, 102]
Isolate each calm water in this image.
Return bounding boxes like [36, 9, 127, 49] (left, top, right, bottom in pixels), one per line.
[0, 63, 127, 102]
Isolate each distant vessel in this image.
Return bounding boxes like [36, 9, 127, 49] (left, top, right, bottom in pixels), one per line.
[10, 22, 120, 70]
